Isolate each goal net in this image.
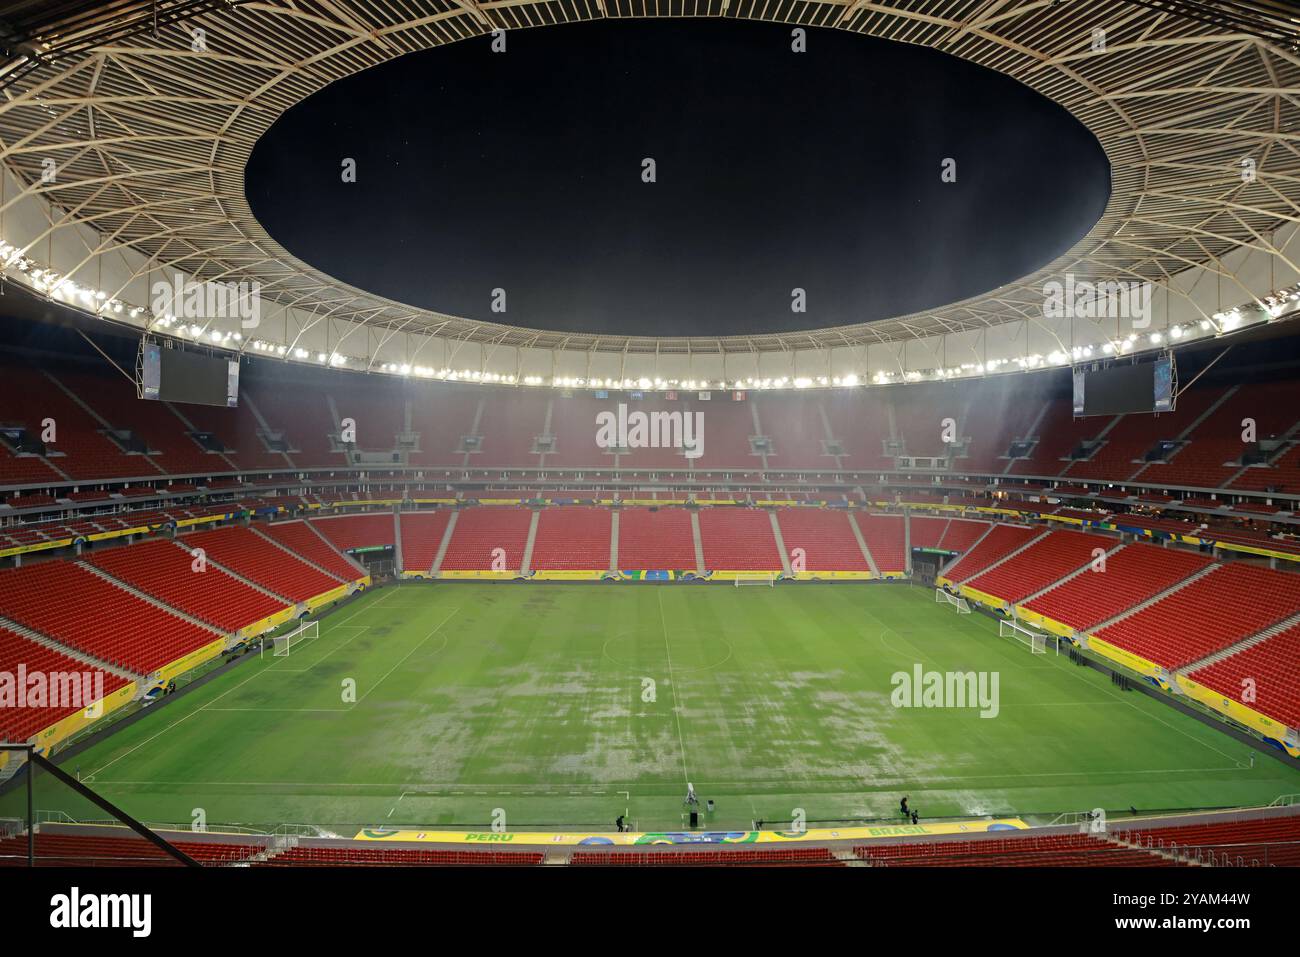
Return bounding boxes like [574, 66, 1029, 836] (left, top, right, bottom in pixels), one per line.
[734, 573, 776, 587]
[935, 588, 971, 614]
[999, 618, 1049, 654]
[265, 620, 319, 658]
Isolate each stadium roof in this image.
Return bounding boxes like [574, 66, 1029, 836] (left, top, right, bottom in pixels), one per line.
[1, 0, 1299, 357]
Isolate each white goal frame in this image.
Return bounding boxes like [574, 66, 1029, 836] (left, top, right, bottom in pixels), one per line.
[999, 619, 1051, 655]
[935, 588, 971, 614]
[263, 620, 319, 658]
[734, 573, 776, 587]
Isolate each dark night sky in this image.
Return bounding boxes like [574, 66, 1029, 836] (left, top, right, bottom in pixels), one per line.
[245, 19, 1111, 337]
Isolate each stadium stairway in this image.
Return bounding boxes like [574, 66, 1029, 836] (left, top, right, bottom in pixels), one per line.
[690, 511, 706, 574]
[521, 510, 540, 575]
[767, 510, 794, 576]
[393, 510, 404, 573]
[609, 509, 620, 571]
[846, 509, 881, 576]
[430, 511, 458, 574]
[77, 560, 229, 639]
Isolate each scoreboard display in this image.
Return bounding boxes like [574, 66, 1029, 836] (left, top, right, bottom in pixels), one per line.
[1072, 355, 1174, 417]
[139, 341, 239, 408]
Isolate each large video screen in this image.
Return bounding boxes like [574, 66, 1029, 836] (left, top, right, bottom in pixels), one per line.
[1073, 358, 1174, 417]
[140, 342, 239, 408]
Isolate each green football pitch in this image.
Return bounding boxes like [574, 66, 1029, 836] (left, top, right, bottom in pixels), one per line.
[11, 582, 1300, 834]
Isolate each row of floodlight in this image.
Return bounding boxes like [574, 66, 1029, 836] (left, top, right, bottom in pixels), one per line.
[1, 238, 1294, 390]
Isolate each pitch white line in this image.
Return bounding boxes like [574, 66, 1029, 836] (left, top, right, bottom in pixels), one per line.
[84, 588, 395, 781]
[658, 589, 690, 786]
[355, 606, 459, 704]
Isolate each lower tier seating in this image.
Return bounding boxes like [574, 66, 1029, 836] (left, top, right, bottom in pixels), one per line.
[260, 520, 361, 582]
[615, 507, 697, 570]
[1092, 562, 1300, 669]
[776, 508, 869, 571]
[0, 628, 128, 741]
[438, 506, 533, 571]
[1188, 624, 1300, 729]
[697, 508, 782, 571]
[260, 845, 543, 866]
[0, 561, 218, 674]
[398, 510, 451, 573]
[965, 529, 1105, 603]
[88, 539, 286, 632]
[1023, 542, 1211, 631]
[853, 513, 906, 572]
[530, 506, 611, 570]
[309, 513, 396, 552]
[854, 833, 1176, 867]
[940, 524, 1039, 583]
[1118, 815, 1300, 866]
[0, 832, 267, 866]
[179, 526, 340, 602]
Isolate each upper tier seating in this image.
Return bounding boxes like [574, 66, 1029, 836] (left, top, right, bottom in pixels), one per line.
[775, 508, 869, 571]
[1022, 542, 1211, 631]
[965, 529, 1109, 603]
[1093, 562, 1300, 668]
[697, 508, 782, 571]
[530, 506, 611, 570]
[259, 521, 361, 581]
[180, 399, 293, 471]
[0, 627, 128, 741]
[0, 561, 217, 673]
[0, 362, 154, 481]
[1007, 397, 1113, 477]
[438, 506, 533, 571]
[616, 507, 698, 570]
[397, 511, 452, 573]
[88, 539, 286, 631]
[53, 368, 223, 476]
[939, 524, 1039, 583]
[1062, 387, 1225, 482]
[180, 526, 340, 602]
[1189, 624, 1300, 729]
[1137, 382, 1300, 489]
[2, 350, 1299, 497]
[823, 391, 892, 470]
[757, 395, 837, 472]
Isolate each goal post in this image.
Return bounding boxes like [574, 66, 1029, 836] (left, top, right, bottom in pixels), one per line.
[264, 620, 319, 658]
[934, 588, 971, 614]
[734, 573, 776, 587]
[999, 618, 1051, 655]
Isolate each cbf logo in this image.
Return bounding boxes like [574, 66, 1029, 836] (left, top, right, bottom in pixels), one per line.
[1043, 273, 1152, 329]
[151, 273, 260, 328]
